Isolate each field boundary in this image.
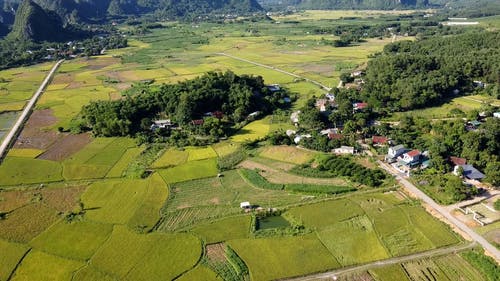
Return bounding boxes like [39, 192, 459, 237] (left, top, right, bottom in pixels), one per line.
[0, 60, 64, 162]
[285, 242, 476, 281]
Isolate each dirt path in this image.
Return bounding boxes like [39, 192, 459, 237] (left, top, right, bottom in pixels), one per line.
[0, 60, 64, 161]
[286, 242, 476, 281]
[239, 160, 349, 186]
[216, 53, 332, 92]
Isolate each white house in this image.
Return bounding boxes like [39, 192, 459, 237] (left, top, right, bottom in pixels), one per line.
[402, 150, 421, 164]
[240, 202, 251, 209]
[290, 111, 300, 125]
[294, 134, 311, 144]
[493, 112, 500, 118]
[333, 146, 355, 155]
[387, 145, 406, 159]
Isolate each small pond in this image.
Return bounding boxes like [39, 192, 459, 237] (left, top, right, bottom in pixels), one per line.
[257, 216, 291, 230]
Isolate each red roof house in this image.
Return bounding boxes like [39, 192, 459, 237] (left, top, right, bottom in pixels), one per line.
[372, 136, 388, 145]
[449, 156, 466, 166]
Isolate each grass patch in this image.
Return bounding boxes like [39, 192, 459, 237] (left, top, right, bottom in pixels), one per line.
[151, 149, 188, 168]
[0, 239, 30, 281]
[106, 147, 144, 178]
[177, 265, 221, 281]
[158, 158, 218, 184]
[10, 250, 84, 281]
[186, 146, 218, 162]
[81, 175, 167, 225]
[73, 266, 116, 281]
[230, 117, 270, 143]
[0, 157, 63, 186]
[30, 220, 113, 260]
[190, 216, 251, 244]
[6, 149, 44, 158]
[229, 234, 339, 280]
[91, 226, 201, 280]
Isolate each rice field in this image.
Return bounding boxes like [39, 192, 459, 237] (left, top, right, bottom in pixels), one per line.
[0, 239, 30, 281]
[10, 250, 84, 281]
[229, 117, 271, 143]
[157, 158, 219, 183]
[90, 226, 201, 281]
[259, 145, 316, 164]
[190, 216, 252, 244]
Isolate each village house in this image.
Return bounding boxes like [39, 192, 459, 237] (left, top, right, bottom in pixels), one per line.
[191, 119, 204, 126]
[493, 112, 500, 118]
[266, 84, 281, 92]
[315, 99, 328, 112]
[328, 133, 343, 140]
[290, 111, 300, 125]
[286, 130, 296, 137]
[333, 146, 355, 155]
[453, 165, 485, 181]
[372, 136, 388, 146]
[449, 156, 467, 166]
[386, 145, 407, 162]
[150, 119, 172, 130]
[247, 111, 260, 120]
[353, 102, 368, 111]
[325, 93, 335, 102]
[294, 134, 312, 144]
[401, 150, 421, 167]
[320, 128, 339, 136]
[351, 70, 364, 77]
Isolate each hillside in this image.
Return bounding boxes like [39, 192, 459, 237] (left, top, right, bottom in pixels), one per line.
[8, 0, 67, 42]
[259, 0, 429, 9]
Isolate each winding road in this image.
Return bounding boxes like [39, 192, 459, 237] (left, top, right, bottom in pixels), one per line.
[0, 60, 64, 162]
[215, 53, 332, 92]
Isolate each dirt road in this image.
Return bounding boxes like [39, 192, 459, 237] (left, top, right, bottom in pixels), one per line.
[0, 60, 64, 162]
[286, 242, 476, 281]
[215, 52, 332, 92]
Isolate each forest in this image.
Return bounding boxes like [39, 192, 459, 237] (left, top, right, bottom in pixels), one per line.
[74, 71, 291, 142]
[360, 31, 500, 111]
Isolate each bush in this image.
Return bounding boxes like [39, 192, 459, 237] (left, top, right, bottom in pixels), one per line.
[461, 249, 500, 281]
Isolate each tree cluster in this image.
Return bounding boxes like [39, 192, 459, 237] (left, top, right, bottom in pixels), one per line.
[361, 31, 500, 111]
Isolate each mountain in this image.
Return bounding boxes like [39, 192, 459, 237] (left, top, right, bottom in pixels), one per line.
[259, 0, 430, 9]
[8, 0, 67, 41]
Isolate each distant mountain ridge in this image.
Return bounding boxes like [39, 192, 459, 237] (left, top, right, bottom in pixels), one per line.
[259, 0, 430, 9]
[8, 0, 67, 41]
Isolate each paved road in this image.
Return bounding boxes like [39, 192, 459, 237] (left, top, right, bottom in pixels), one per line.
[215, 52, 332, 92]
[377, 161, 500, 262]
[0, 60, 64, 162]
[286, 242, 476, 281]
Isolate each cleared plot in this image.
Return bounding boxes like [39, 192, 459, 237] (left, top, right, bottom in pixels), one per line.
[106, 147, 144, 178]
[30, 220, 113, 260]
[186, 146, 218, 161]
[0, 239, 30, 281]
[0, 203, 58, 243]
[229, 234, 339, 281]
[318, 215, 389, 266]
[6, 149, 44, 158]
[91, 226, 201, 281]
[73, 266, 116, 281]
[151, 149, 188, 168]
[0, 157, 63, 186]
[10, 250, 84, 281]
[176, 266, 221, 281]
[190, 216, 251, 244]
[286, 199, 365, 230]
[158, 158, 218, 184]
[230, 117, 270, 143]
[82, 175, 167, 225]
[259, 145, 315, 164]
[369, 264, 409, 281]
[38, 133, 92, 161]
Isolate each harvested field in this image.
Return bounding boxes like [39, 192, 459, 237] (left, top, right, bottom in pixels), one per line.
[38, 133, 92, 161]
[0, 203, 59, 243]
[14, 109, 59, 150]
[206, 243, 227, 263]
[0, 186, 84, 213]
[259, 145, 315, 164]
[239, 159, 349, 186]
[51, 73, 74, 84]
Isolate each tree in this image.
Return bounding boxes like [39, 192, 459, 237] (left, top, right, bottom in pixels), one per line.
[485, 162, 500, 186]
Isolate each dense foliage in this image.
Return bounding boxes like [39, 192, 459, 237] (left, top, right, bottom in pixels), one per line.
[260, 0, 429, 10]
[76, 71, 290, 140]
[461, 249, 500, 281]
[292, 156, 386, 187]
[361, 31, 500, 110]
